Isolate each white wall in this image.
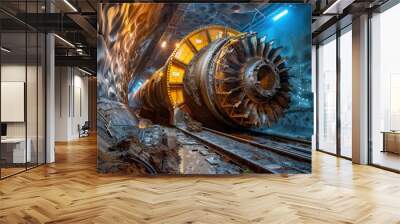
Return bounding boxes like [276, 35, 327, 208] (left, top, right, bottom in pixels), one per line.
[1, 65, 40, 138]
[54, 67, 89, 141]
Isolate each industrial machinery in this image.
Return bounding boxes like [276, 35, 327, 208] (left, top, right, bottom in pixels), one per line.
[133, 25, 291, 129]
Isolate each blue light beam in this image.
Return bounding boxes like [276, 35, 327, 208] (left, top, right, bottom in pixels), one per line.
[273, 9, 288, 21]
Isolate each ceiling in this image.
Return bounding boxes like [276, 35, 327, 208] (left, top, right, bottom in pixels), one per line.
[0, 0, 98, 73]
[0, 0, 392, 74]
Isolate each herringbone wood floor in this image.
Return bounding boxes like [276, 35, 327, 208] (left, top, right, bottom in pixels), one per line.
[1, 135, 400, 224]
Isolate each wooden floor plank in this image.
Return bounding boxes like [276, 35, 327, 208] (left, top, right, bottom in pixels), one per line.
[0, 135, 400, 223]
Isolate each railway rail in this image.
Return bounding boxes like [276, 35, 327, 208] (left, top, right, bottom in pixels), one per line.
[176, 126, 311, 174]
[205, 127, 311, 162]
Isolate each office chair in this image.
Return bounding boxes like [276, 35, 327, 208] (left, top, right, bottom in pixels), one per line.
[79, 121, 90, 138]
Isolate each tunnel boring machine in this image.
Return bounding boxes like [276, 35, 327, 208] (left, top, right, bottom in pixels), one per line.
[133, 25, 291, 129]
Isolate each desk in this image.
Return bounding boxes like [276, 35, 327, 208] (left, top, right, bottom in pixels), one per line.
[382, 131, 400, 154]
[1, 138, 31, 163]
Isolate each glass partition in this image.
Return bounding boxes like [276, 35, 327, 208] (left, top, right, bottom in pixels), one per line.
[27, 31, 38, 169]
[1, 30, 28, 177]
[0, 1, 46, 179]
[317, 36, 337, 154]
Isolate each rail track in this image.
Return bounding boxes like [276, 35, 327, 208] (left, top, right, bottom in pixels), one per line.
[205, 128, 311, 162]
[176, 126, 311, 174]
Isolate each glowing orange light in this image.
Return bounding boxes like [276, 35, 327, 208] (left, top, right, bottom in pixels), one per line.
[161, 41, 167, 48]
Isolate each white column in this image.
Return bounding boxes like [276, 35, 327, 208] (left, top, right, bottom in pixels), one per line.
[46, 32, 55, 163]
[352, 14, 369, 164]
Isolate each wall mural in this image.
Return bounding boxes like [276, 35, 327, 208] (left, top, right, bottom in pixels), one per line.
[97, 3, 312, 175]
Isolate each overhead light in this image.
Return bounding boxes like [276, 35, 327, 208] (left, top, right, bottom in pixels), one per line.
[1, 47, 11, 53]
[63, 0, 78, 12]
[322, 0, 353, 15]
[161, 41, 167, 48]
[54, 34, 75, 48]
[78, 67, 93, 76]
[273, 9, 288, 21]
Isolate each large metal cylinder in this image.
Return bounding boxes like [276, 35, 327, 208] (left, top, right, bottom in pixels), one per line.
[133, 25, 291, 129]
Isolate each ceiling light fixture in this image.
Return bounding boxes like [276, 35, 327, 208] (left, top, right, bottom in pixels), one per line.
[1, 47, 11, 53]
[63, 0, 78, 12]
[54, 34, 75, 48]
[273, 9, 288, 21]
[78, 67, 93, 76]
[322, 0, 346, 15]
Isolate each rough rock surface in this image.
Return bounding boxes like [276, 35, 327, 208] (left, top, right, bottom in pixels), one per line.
[97, 98, 180, 175]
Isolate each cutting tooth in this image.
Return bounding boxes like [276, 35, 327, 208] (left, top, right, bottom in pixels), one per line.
[275, 57, 287, 67]
[225, 49, 241, 66]
[245, 103, 255, 117]
[221, 64, 240, 76]
[231, 41, 246, 63]
[263, 104, 277, 122]
[250, 105, 260, 126]
[249, 35, 258, 57]
[258, 105, 267, 126]
[270, 47, 283, 62]
[260, 113, 267, 126]
[263, 40, 274, 60]
[240, 37, 251, 58]
[258, 37, 266, 57]
[226, 61, 241, 71]
[271, 101, 284, 118]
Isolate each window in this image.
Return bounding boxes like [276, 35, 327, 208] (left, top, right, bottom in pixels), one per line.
[317, 36, 337, 154]
[370, 3, 400, 171]
[339, 28, 352, 158]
